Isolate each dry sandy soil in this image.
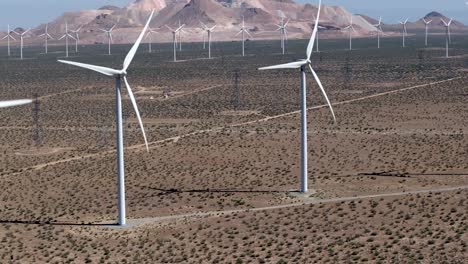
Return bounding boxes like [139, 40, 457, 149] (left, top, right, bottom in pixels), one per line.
[0, 36, 467, 262]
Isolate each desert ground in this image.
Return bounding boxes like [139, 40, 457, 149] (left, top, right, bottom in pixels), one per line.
[0, 35, 467, 263]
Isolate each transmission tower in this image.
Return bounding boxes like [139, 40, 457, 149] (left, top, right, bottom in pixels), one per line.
[343, 55, 352, 90]
[232, 69, 241, 111]
[31, 94, 43, 146]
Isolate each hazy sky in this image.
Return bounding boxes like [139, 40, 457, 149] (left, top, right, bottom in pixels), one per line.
[1, 0, 468, 28]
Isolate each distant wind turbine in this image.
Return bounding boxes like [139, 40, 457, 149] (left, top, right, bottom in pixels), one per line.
[70, 25, 83, 53]
[166, 24, 185, 62]
[177, 20, 186, 51]
[101, 24, 116, 55]
[374, 17, 383, 49]
[39, 24, 54, 54]
[58, 22, 76, 58]
[422, 18, 432, 46]
[2, 25, 16, 57]
[235, 16, 252, 57]
[58, 10, 154, 226]
[312, 14, 326, 52]
[201, 22, 216, 59]
[145, 28, 158, 53]
[258, 0, 336, 194]
[276, 15, 289, 54]
[399, 18, 409, 47]
[343, 17, 355, 50]
[0, 99, 32, 108]
[13, 28, 31, 60]
[441, 18, 453, 58]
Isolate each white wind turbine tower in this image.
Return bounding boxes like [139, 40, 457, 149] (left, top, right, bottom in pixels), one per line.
[343, 17, 355, 50]
[70, 25, 83, 53]
[58, 22, 76, 58]
[0, 99, 32, 108]
[422, 18, 432, 46]
[374, 17, 383, 49]
[276, 14, 289, 55]
[58, 10, 154, 226]
[201, 22, 216, 59]
[236, 16, 252, 57]
[3, 25, 16, 57]
[101, 24, 116, 55]
[166, 24, 185, 62]
[13, 28, 31, 60]
[258, 0, 336, 194]
[39, 24, 54, 54]
[441, 18, 453, 58]
[145, 28, 158, 53]
[399, 18, 409, 47]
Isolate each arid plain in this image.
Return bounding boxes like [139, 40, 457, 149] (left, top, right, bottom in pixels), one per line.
[0, 35, 467, 263]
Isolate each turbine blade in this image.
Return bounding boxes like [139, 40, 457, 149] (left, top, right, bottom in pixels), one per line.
[306, 0, 321, 60]
[258, 60, 305, 70]
[235, 30, 243, 36]
[123, 10, 155, 71]
[58, 60, 121, 76]
[123, 76, 149, 152]
[0, 99, 32, 108]
[308, 64, 336, 123]
[245, 30, 253, 38]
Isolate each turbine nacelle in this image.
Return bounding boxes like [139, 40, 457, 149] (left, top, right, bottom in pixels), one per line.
[422, 18, 432, 25]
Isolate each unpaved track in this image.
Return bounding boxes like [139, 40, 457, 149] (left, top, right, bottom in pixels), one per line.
[122, 185, 468, 228]
[0, 76, 462, 178]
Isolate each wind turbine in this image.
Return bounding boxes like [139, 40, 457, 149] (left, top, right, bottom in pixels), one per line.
[58, 22, 76, 58]
[177, 20, 186, 51]
[101, 24, 116, 55]
[0, 99, 32, 108]
[57, 10, 154, 226]
[312, 14, 326, 52]
[2, 25, 16, 57]
[441, 18, 453, 58]
[399, 18, 409, 47]
[258, 0, 336, 194]
[201, 22, 216, 59]
[70, 25, 83, 53]
[374, 17, 383, 49]
[236, 16, 252, 57]
[343, 17, 355, 50]
[422, 18, 432, 46]
[276, 15, 289, 54]
[13, 28, 31, 60]
[166, 24, 185, 62]
[39, 24, 54, 54]
[145, 28, 158, 53]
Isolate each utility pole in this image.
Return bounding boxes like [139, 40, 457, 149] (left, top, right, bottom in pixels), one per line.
[232, 69, 241, 111]
[32, 94, 43, 146]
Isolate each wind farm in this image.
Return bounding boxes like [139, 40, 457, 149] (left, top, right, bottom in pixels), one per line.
[0, 0, 467, 263]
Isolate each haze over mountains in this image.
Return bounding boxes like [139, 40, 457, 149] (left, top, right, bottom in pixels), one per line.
[2, 0, 468, 45]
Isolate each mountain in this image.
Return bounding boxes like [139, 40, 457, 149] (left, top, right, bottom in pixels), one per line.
[382, 11, 467, 33]
[1, 0, 408, 45]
